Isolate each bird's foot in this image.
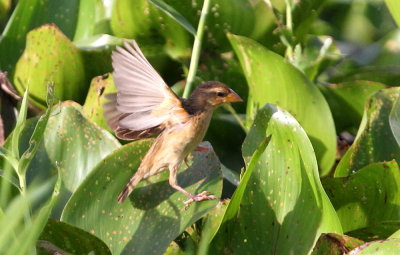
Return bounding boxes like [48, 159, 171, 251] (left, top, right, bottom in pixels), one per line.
[183, 191, 216, 205]
[195, 145, 211, 152]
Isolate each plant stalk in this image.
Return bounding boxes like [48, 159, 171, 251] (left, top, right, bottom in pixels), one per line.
[182, 0, 211, 98]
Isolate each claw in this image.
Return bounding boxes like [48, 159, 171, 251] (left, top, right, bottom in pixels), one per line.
[183, 191, 216, 205]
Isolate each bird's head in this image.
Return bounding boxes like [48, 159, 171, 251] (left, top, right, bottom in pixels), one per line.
[187, 81, 243, 112]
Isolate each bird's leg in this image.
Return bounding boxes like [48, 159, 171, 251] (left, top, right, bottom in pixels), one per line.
[168, 165, 216, 205]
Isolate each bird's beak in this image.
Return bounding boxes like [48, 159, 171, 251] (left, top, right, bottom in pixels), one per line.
[226, 89, 243, 102]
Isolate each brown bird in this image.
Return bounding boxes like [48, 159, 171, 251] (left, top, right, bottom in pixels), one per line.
[104, 41, 242, 204]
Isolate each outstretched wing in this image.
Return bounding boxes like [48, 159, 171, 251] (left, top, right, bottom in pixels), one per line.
[103, 41, 189, 140]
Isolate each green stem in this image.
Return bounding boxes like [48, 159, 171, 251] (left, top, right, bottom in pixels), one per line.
[182, 0, 211, 98]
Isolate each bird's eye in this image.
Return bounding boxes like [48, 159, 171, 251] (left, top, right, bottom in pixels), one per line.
[216, 91, 227, 97]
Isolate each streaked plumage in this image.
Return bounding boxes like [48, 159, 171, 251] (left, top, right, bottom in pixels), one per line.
[104, 41, 242, 204]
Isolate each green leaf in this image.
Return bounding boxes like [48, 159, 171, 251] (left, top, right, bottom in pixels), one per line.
[197, 201, 228, 255]
[0, 147, 18, 170]
[211, 104, 342, 254]
[311, 233, 364, 255]
[61, 140, 222, 255]
[385, 0, 400, 28]
[0, 0, 80, 72]
[15, 103, 120, 217]
[72, 0, 108, 41]
[110, 0, 191, 59]
[330, 66, 400, 87]
[335, 88, 400, 176]
[82, 74, 118, 131]
[37, 219, 111, 255]
[346, 222, 400, 242]
[13, 24, 87, 109]
[148, 0, 196, 36]
[11, 87, 29, 160]
[228, 34, 336, 176]
[324, 161, 400, 233]
[0, 174, 60, 254]
[18, 83, 55, 175]
[319, 81, 387, 132]
[349, 239, 400, 255]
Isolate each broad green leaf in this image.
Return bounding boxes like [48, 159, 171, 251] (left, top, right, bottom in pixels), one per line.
[62, 140, 222, 255]
[0, 0, 80, 72]
[335, 88, 400, 176]
[83, 74, 117, 131]
[148, 0, 196, 36]
[324, 161, 400, 233]
[228, 34, 336, 175]
[346, 222, 400, 242]
[17, 103, 120, 217]
[311, 233, 364, 255]
[348, 239, 400, 255]
[319, 81, 387, 132]
[110, 0, 191, 59]
[13, 24, 87, 109]
[211, 104, 342, 254]
[385, 0, 400, 28]
[37, 219, 111, 255]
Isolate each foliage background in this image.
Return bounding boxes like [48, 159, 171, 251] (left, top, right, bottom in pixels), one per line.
[0, 0, 399, 254]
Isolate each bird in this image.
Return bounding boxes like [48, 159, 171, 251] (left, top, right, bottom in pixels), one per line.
[103, 40, 242, 205]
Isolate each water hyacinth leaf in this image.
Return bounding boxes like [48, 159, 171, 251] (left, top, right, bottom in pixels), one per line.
[211, 104, 342, 254]
[37, 219, 111, 255]
[82, 74, 117, 131]
[348, 239, 400, 255]
[335, 87, 400, 177]
[0, 0, 80, 72]
[346, 222, 400, 242]
[61, 140, 222, 255]
[110, 0, 191, 59]
[385, 0, 400, 28]
[15, 103, 120, 217]
[324, 161, 400, 233]
[311, 233, 364, 255]
[228, 34, 336, 176]
[13, 24, 87, 109]
[148, 0, 196, 36]
[319, 81, 387, 132]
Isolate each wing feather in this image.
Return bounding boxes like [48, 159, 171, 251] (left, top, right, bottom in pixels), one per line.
[103, 40, 189, 140]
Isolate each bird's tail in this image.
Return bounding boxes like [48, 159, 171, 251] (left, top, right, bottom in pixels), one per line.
[117, 174, 142, 203]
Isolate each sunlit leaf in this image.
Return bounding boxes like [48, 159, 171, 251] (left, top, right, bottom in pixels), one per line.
[62, 141, 222, 255]
[324, 161, 400, 233]
[228, 34, 336, 175]
[385, 0, 400, 28]
[211, 104, 342, 254]
[311, 233, 364, 255]
[335, 87, 400, 176]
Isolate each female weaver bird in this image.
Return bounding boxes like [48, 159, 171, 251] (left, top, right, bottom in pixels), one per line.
[104, 41, 242, 205]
